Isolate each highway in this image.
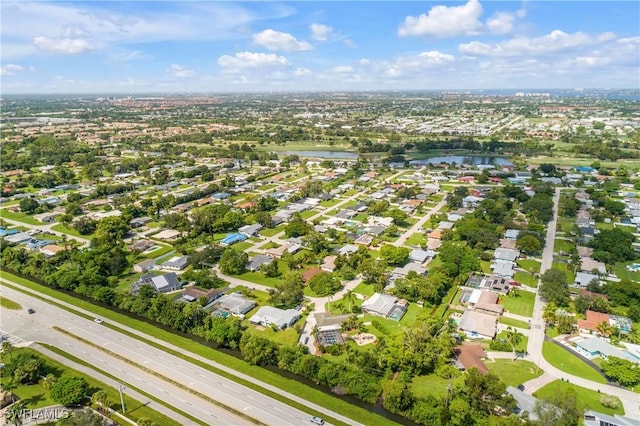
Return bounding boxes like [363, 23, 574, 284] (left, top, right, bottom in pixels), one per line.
[0, 282, 361, 425]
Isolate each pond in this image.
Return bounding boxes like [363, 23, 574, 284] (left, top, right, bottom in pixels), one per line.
[410, 155, 513, 166]
[279, 150, 359, 159]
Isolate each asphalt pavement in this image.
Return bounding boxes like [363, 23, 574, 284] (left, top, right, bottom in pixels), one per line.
[0, 282, 361, 425]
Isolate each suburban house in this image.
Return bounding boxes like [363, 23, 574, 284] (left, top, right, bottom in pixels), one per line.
[493, 248, 520, 262]
[361, 293, 408, 321]
[409, 248, 430, 264]
[458, 309, 497, 339]
[454, 345, 489, 374]
[491, 259, 515, 278]
[465, 290, 504, 316]
[130, 239, 155, 252]
[40, 244, 65, 257]
[133, 258, 157, 273]
[211, 293, 256, 318]
[130, 216, 153, 228]
[176, 287, 225, 304]
[583, 410, 640, 426]
[321, 255, 337, 272]
[507, 386, 549, 421]
[574, 271, 599, 287]
[220, 233, 248, 246]
[465, 274, 510, 294]
[392, 263, 427, 278]
[239, 223, 263, 237]
[246, 254, 273, 272]
[249, 306, 300, 330]
[574, 337, 640, 363]
[577, 310, 610, 333]
[134, 272, 182, 294]
[160, 255, 189, 271]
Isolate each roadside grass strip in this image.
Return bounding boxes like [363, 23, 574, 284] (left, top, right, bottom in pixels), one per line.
[53, 326, 266, 426]
[2, 275, 381, 426]
[35, 344, 189, 426]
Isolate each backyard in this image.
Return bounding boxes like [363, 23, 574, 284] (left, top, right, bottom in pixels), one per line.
[499, 290, 535, 317]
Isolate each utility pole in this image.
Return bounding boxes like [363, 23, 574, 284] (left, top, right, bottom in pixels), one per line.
[117, 384, 126, 413]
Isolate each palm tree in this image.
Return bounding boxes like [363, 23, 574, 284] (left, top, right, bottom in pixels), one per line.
[2, 340, 14, 361]
[91, 390, 111, 413]
[6, 400, 26, 426]
[596, 320, 612, 338]
[2, 380, 18, 404]
[41, 374, 57, 390]
[344, 289, 357, 313]
[542, 302, 557, 327]
[504, 326, 524, 361]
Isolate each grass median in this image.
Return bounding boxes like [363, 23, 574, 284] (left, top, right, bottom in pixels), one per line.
[2, 272, 397, 426]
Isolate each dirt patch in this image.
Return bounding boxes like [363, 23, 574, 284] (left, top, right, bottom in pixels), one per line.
[351, 333, 377, 346]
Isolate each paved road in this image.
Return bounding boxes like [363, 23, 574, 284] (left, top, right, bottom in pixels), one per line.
[393, 198, 447, 247]
[0, 282, 362, 426]
[0, 215, 90, 247]
[522, 188, 640, 419]
[33, 344, 199, 425]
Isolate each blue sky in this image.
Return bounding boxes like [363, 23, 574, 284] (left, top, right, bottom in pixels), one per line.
[1, 1, 639, 93]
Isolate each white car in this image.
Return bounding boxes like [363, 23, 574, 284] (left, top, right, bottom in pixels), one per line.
[310, 417, 325, 425]
[93, 318, 103, 324]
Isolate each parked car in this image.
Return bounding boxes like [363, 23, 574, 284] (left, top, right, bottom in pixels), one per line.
[94, 318, 103, 324]
[27, 308, 35, 314]
[310, 417, 325, 425]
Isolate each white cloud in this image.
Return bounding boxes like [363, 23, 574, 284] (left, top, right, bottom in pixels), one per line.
[33, 36, 93, 54]
[333, 65, 354, 73]
[459, 30, 617, 57]
[218, 51, 290, 71]
[166, 64, 195, 78]
[0, 64, 25, 75]
[310, 24, 333, 41]
[399, 0, 525, 38]
[252, 29, 313, 52]
[399, 0, 483, 37]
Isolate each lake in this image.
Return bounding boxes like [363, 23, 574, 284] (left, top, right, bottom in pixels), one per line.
[410, 155, 513, 166]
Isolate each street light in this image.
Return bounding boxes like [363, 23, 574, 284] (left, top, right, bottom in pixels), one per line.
[117, 384, 126, 413]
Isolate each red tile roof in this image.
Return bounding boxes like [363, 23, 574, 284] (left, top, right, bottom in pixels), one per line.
[577, 310, 610, 331]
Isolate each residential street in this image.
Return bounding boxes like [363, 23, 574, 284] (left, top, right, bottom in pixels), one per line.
[520, 188, 640, 419]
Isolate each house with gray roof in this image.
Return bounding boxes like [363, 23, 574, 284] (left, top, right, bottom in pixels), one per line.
[134, 272, 181, 294]
[212, 293, 256, 318]
[246, 255, 273, 272]
[584, 410, 640, 426]
[160, 255, 189, 271]
[361, 293, 407, 320]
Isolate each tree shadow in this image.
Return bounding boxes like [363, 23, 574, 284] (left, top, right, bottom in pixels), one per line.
[23, 392, 46, 406]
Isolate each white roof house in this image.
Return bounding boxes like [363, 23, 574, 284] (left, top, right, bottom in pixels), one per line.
[160, 255, 189, 271]
[249, 306, 300, 330]
[213, 293, 256, 317]
[409, 249, 430, 264]
[491, 260, 515, 278]
[493, 248, 520, 262]
[361, 293, 401, 318]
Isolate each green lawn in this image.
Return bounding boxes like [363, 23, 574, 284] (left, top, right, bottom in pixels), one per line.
[534, 380, 624, 416]
[500, 290, 535, 317]
[1, 347, 181, 425]
[498, 317, 530, 329]
[485, 359, 542, 387]
[300, 209, 318, 220]
[517, 259, 541, 274]
[2, 272, 392, 426]
[0, 295, 22, 310]
[233, 241, 254, 252]
[552, 262, 576, 285]
[364, 304, 424, 339]
[235, 270, 284, 288]
[495, 330, 528, 352]
[542, 342, 606, 383]
[513, 271, 538, 287]
[320, 198, 343, 208]
[613, 262, 640, 282]
[243, 323, 302, 346]
[50, 223, 90, 239]
[259, 224, 285, 237]
[554, 238, 575, 253]
[0, 209, 41, 225]
[411, 373, 465, 398]
[140, 244, 174, 260]
[353, 282, 375, 296]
